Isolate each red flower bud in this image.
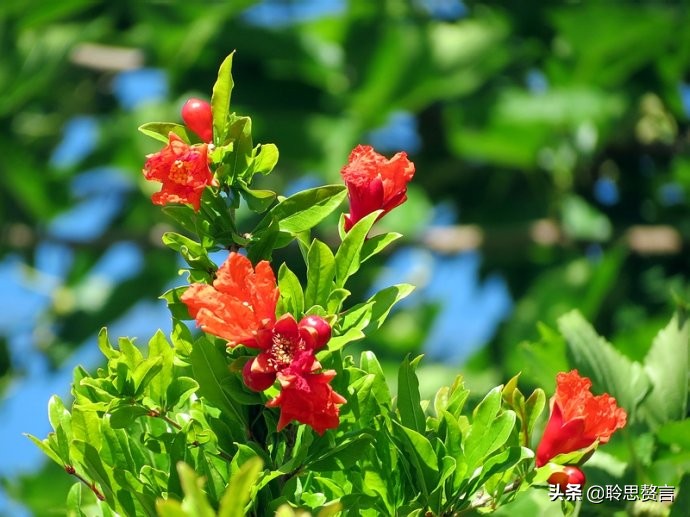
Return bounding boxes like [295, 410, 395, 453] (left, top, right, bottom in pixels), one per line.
[181, 98, 213, 143]
[548, 465, 586, 490]
[242, 358, 276, 392]
[298, 315, 332, 350]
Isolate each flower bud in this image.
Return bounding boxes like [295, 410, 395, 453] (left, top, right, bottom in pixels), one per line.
[181, 98, 213, 143]
[242, 358, 276, 392]
[548, 465, 586, 490]
[298, 315, 332, 350]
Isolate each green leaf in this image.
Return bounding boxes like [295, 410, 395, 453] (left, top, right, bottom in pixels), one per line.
[176, 462, 216, 517]
[48, 395, 72, 464]
[251, 143, 279, 175]
[558, 310, 651, 416]
[240, 187, 277, 213]
[524, 388, 546, 439]
[167, 377, 200, 411]
[360, 232, 402, 263]
[109, 405, 150, 429]
[148, 331, 175, 408]
[161, 287, 193, 321]
[222, 115, 253, 182]
[255, 185, 347, 236]
[360, 351, 392, 409]
[162, 232, 216, 271]
[397, 355, 425, 433]
[305, 239, 336, 309]
[338, 284, 415, 338]
[211, 52, 235, 145]
[97, 327, 118, 360]
[247, 216, 280, 263]
[189, 337, 247, 429]
[278, 263, 305, 317]
[138, 122, 195, 144]
[218, 456, 263, 517]
[391, 421, 439, 495]
[71, 406, 102, 450]
[639, 313, 689, 429]
[133, 356, 163, 398]
[464, 387, 510, 470]
[334, 211, 380, 288]
[25, 434, 63, 466]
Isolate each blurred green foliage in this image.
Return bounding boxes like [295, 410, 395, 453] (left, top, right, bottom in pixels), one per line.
[2, 0, 690, 515]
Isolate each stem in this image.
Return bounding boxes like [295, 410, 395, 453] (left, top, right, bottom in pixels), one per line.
[454, 478, 522, 516]
[147, 408, 182, 430]
[65, 465, 105, 501]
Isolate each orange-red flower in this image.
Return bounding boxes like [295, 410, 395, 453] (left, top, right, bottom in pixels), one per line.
[267, 370, 347, 435]
[340, 145, 415, 232]
[143, 132, 216, 211]
[536, 370, 627, 467]
[180, 252, 279, 348]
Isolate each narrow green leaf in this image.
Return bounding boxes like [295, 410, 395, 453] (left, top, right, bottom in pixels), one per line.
[360, 232, 402, 263]
[255, 185, 347, 236]
[175, 462, 215, 517]
[463, 387, 505, 470]
[524, 388, 546, 438]
[218, 456, 264, 517]
[148, 330, 175, 408]
[97, 328, 118, 360]
[25, 434, 63, 466]
[360, 351, 392, 409]
[397, 355, 425, 433]
[334, 211, 380, 288]
[211, 52, 235, 145]
[305, 239, 336, 309]
[138, 122, 194, 144]
[278, 263, 305, 316]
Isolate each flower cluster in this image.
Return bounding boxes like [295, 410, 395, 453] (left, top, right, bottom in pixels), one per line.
[142, 98, 416, 434]
[181, 252, 345, 434]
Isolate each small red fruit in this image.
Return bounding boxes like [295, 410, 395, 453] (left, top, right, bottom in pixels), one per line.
[181, 98, 213, 143]
[548, 465, 586, 490]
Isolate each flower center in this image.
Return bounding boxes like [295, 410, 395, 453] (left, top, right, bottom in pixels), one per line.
[169, 160, 192, 185]
[268, 333, 304, 369]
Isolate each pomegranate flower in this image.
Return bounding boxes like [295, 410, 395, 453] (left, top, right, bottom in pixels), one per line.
[180, 252, 279, 348]
[536, 370, 627, 467]
[242, 313, 332, 391]
[143, 132, 216, 211]
[267, 370, 347, 435]
[340, 144, 415, 232]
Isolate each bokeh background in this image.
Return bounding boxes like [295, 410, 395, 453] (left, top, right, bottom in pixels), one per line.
[2, 0, 690, 515]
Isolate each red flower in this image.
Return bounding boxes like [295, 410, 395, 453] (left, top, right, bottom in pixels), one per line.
[535, 370, 627, 467]
[143, 132, 216, 211]
[267, 370, 347, 435]
[340, 145, 415, 232]
[180, 252, 279, 347]
[242, 313, 332, 390]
